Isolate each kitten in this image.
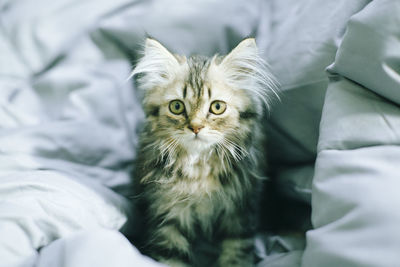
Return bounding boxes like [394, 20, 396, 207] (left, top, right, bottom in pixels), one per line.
[131, 38, 277, 267]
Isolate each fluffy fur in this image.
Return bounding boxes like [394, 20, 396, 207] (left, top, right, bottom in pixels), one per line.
[131, 38, 277, 267]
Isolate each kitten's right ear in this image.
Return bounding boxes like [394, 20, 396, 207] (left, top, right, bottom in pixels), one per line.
[129, 38, 181, 89]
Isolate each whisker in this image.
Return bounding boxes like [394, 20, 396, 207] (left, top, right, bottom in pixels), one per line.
[222, 137, 248, 162]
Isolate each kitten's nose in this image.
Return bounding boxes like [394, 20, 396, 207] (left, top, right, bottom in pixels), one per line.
[189, 124, 204, 134]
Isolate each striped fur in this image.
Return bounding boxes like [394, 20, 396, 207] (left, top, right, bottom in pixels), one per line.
[131, 38, 277, 267]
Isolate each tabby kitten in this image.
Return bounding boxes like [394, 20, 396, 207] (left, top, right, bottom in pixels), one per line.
[131, 38, 277, 267]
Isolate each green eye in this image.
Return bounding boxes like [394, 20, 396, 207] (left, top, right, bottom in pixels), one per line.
[209, 100, 227, 115]
[169, 100, 185, 115]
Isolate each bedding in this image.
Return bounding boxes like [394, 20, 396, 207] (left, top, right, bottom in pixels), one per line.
[302, 0, 400, 266]
[1, 0, 398, 266]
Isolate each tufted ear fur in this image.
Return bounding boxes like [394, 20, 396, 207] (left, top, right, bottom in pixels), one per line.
[130, 38, 181, 90]
[218, 38, 278, 109]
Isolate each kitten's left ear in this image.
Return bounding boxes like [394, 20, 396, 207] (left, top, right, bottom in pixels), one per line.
[219, 38, 278, 109]
[221, 38, 258, 69]
[130, 38, 182, 89]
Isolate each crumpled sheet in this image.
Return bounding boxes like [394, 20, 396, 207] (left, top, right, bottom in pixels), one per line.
[35, 229, 163, 267]
[302, 0, 400, 266]
[1, 0, 144, 265]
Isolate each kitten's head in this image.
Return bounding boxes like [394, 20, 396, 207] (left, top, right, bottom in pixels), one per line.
[132, 38, 277, 159]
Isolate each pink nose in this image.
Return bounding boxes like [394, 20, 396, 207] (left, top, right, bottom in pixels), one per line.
[189, 125, 204, 134]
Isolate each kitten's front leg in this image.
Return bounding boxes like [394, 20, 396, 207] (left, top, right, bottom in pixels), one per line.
[217, 209, 256, 267]
[158, 258, 190, 267]
[217, 237, 255, 267]
[148, 224, 191, 267]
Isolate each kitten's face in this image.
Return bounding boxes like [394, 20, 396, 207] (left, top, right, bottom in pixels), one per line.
[133, 38, 275, 157]
[152, 63, 252, 153]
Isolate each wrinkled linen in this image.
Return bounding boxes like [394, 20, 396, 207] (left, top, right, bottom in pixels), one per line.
[303, 0, 400, 266]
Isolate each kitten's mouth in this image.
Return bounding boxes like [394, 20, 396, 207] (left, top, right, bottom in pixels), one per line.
[182, 133, 216, 151]
[183, 132, 214, 148]
[191, 134, 208, 144]
[193, 135, 202, 141]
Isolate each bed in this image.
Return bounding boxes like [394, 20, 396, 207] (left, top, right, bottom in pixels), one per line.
[1, 0, 399, 266]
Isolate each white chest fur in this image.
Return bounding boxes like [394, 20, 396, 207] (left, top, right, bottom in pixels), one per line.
[150, 172, 232, 238]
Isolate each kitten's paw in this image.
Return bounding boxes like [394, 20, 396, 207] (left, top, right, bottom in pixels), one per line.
[159, 258, 190, 267]
[217, 238, 255, 267]
[217, 256, 254, 267]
